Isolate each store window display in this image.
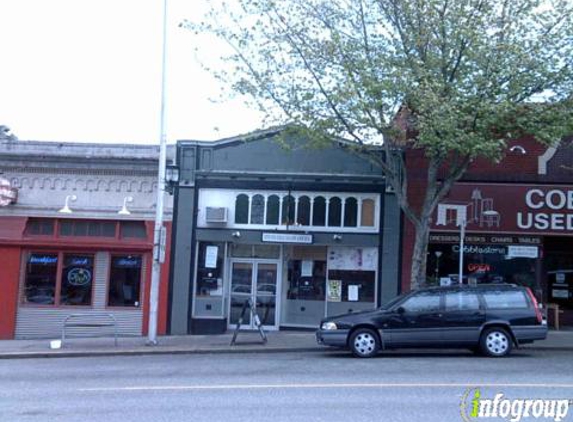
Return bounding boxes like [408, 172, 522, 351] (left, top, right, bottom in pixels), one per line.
[427, 243, 539, 297]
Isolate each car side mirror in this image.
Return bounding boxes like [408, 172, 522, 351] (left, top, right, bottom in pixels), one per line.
[396, 306, 406, 315]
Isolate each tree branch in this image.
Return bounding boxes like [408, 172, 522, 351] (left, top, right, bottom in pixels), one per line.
[267, 7, 366, 144]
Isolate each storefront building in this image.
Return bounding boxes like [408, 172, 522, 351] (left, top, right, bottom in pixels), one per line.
[402, 136, 573, 326]
[0, 138, 174, 339]
[168, 128, 401, 334]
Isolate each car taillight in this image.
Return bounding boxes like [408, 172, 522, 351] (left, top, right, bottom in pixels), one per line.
[526, 288, 543, 324]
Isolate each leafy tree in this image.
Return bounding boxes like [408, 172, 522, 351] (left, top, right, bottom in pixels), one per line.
[188, 0, 573, 289]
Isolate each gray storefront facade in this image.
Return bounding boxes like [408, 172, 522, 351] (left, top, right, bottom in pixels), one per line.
[168, 129, 401, 335]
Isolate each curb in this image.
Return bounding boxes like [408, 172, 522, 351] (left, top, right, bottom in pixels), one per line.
[0, 345, 571, 360]
[0, 346, 324, 360]
[520, 346, 573, 352]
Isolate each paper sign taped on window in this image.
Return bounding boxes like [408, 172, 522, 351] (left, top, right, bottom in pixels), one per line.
[440, 277, 452, 287]
[507, 245, 538, 259]
[327, 280, 341, 302]
[205, 246, 218, 268]
[552, 289, 569, 299]
[348, 285, 359, 302]
[301, 260, 313, 277]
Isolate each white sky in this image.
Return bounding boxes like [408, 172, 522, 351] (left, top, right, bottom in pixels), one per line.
[0, 0, 264, 144]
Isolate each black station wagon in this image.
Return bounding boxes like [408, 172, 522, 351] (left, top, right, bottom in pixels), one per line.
[316, 284, 547, 358]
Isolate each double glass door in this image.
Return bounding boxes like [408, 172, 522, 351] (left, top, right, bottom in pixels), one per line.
[229, 261, 279, 329]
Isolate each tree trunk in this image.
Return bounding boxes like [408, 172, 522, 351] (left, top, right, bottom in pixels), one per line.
[390, 152, 470, 293]
[410, 221, 430, 290]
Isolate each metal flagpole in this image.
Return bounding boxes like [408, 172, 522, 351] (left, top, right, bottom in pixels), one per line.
[147, 0, 169, 346]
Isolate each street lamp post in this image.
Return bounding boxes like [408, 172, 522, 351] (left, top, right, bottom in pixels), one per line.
[457, 210, 498, 286]
[147, 0, 169, 346]
[458, 219, 466, 285]
[434, 250, 442, 281]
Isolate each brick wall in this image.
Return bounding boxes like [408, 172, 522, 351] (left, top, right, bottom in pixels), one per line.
[401, 136, 554, 291]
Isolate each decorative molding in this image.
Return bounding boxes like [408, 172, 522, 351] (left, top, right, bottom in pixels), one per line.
[0, 165, 157, 177]
[0, 142, 173, 221]
[538, 146, 558, 175]
[10, 176, 158, 193]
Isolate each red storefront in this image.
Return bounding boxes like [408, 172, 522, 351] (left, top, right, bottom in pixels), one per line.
[0, 216, 171, 340]
[0, 217, 170, 339]
[0, 139, 174, 340]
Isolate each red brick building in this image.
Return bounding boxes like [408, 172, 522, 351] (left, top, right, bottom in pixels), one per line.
[402, 136, 573, 326]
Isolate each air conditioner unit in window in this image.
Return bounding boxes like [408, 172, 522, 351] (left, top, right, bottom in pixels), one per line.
[205, 207, 228, 223]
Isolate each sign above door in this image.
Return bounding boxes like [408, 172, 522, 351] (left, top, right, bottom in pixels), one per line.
[262, 233, 313, 244]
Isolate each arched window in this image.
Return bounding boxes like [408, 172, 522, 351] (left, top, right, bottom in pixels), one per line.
[250, 194, 265, 224]
[328, 197, 342, 227]
[361, 199, 375, 227]
[282, 195, 295, 225]
[297, 196, 311, 226]
[234, 194, 249, 224]
[266, 195, 280, 225]
[312, 196, 326, 226]
[344, 197, 358, 227]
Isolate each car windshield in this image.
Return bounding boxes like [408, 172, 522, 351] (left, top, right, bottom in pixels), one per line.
[379, 293, 409, 310]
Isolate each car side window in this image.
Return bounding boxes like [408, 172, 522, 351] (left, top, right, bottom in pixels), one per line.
[444, 291, 480, 311]
[401, 292, 441, 313]
[482, 290, 528, 309]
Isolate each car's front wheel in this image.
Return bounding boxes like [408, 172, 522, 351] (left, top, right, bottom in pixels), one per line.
[479, 327, 513, 357]
[349, 328, 380, 358]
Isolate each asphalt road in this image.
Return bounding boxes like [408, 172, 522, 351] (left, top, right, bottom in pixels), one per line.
[1, 348, 572, 422]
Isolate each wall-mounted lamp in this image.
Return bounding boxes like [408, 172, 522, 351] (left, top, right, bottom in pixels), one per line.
[165, 164, 180, 195]
[58, 195, 77, 213]
[231, 231, 241, 238]
[333, 234, 342, 241]
[118, 196, 134, 215]
[509, 145, 527, 154]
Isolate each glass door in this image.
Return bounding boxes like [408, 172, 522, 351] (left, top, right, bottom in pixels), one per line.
[230, 262, 253, 326]
[255, 263, 277, 327]
[229, 261, 278, 329]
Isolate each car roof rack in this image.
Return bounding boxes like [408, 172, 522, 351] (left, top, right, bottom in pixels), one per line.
[424, 283, 519, 290]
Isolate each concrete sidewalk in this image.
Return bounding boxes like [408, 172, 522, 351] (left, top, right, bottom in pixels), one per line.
[0, 329, 571, 359]
[0, 331, 320, 359]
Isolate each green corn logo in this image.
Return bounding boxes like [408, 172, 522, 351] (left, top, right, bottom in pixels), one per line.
[471, 389, 481, 418]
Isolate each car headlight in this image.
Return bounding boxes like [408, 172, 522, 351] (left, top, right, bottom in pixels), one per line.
[321, 321, 338, 330]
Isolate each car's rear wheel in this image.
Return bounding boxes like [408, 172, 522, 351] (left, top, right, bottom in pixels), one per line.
[480, 327, 512, 357]
[349, 328, 380, 358]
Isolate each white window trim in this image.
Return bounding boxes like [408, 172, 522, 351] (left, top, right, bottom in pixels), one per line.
[198, 189, 381, 233]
